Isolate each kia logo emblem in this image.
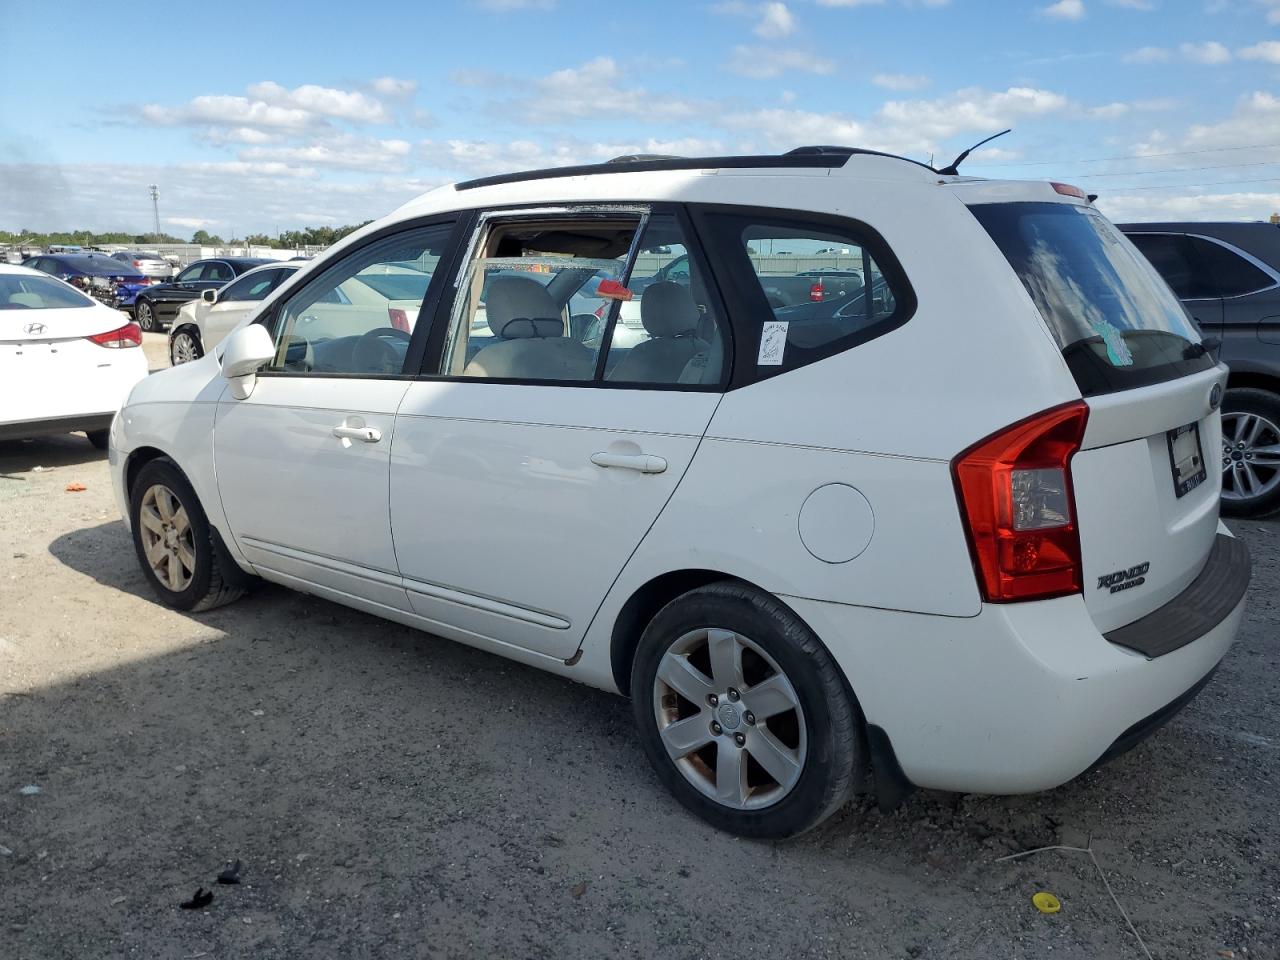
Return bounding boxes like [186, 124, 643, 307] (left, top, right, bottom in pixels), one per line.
[23, 322, 46, 335]
[1209, 383, 1223, 410]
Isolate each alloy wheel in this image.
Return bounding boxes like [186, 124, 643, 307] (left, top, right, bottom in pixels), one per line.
[137, 301, 155, 332]
[652, 627, 807, 810]
[171, 332, 200, 365]
[1221, 411, 1280, 502]
[138, 484, 196, 592]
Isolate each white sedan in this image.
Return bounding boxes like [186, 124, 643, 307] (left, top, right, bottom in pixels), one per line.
[0, 264, 148, 447]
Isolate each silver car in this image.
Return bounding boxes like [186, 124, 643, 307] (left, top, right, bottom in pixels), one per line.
[111, 250, 173, 281]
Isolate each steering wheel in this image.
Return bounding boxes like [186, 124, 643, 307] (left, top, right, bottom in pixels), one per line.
[351, 327, 411, 374]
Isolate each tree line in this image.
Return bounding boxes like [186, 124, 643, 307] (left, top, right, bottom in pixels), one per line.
[1, 222, 373, 250]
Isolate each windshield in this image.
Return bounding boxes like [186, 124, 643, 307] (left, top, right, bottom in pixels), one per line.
[1, 274, 94, 309]
[969, 201, 1215, 396]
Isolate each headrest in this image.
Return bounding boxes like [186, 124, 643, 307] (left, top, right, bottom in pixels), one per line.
[640, 281, 699, 338]
[8, 293, 44, 308]
[485, 275, 561, 338]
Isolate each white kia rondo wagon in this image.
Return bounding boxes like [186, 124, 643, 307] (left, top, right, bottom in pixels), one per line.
[109, 148, 1251, 838]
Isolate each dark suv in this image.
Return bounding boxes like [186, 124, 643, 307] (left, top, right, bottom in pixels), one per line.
[1119, 221, 1280, 517]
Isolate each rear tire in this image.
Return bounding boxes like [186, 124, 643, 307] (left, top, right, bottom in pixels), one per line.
[135, 299, 157, 332]
[1220, 387, 1280, 519]
[631, 581, 861, 838]
[85, 429, 109, 450]
[130, 458, 246, 612]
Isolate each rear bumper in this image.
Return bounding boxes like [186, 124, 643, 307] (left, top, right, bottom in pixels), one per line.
[783, 522, 1248, 794]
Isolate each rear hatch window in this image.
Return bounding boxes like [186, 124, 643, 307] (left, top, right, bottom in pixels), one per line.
[969, 202, 1215, 396]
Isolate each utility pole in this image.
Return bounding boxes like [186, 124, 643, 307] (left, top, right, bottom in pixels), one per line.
[148, 184, 160, 238]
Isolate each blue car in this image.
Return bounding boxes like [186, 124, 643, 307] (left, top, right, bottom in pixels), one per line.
[22, 253, 150, 309]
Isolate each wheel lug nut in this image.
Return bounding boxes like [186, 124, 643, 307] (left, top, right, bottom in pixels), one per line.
[711, 721, 722, 735]
[734, 733, 746, 747]
[727, 688, 740, 702]
[707, 694, 719, 707]
[744, 711, 755, 725]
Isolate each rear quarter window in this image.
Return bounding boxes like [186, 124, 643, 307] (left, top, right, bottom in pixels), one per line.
[693, 207, 915, 384]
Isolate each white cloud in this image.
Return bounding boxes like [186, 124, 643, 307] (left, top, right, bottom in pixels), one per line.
[1124, 46, 1170, 62]
[139, 81, 393, 135]
[370, 76, 418, 98]
[713, 1, 798, 36]
[489, 57, 707, 124]
[872, 72, 930, 91]
[1041, 0, 1085, 19]
[876, 86, 1073, 142]
[1179, 40, 1232, 64]
[756, 1, 796, 36]
[417, 136, 726, 177]
[140, 96, 315, 131]
[1107, 0, 1153, 8]
[1239, 40, 1280, 63]
[0, 161, 431, 235]
[1124, 42, 1233, 64]
[240, 136, 414, 173]
[1097, 190, 1280, 222]
[815, 0, 885, 6]
[723, 85, 1072, 158]
[166, 216, 218, 229]
[727, 46, 835, 78]
[246, 81, 390, 123]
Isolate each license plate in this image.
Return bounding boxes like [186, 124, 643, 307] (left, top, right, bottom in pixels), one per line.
[1167, 422, 1207, 498]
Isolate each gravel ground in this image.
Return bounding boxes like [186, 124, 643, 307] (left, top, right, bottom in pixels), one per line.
[1, 380, 1277, 958]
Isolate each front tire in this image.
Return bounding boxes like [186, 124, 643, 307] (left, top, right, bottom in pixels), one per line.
[135, 299, 157, 332]
[1220, 387, 1280, 518]
[170, 328, 203, 365]
[130, 458, 246, 612]
[631, 582, 860, 838]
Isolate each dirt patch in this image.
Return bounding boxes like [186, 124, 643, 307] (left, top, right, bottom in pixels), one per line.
[2, 435, 1277, 958]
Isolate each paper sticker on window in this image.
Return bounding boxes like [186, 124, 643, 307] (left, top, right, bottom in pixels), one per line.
[758, 321, 788, 366]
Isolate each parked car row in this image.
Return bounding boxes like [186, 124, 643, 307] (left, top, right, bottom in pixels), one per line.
[107, 149, 1249, 839]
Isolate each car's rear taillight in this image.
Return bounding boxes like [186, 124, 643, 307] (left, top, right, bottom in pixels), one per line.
[87, 322, 143, 348]
[809, 280, 824, 302]
[387, 307, 410, 332]
[135, 277, 152, 286]
[952, 401, 1089, 603]
[132, 260, 143, 267]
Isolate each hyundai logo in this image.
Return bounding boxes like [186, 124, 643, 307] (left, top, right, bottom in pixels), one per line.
[23, 322, 46, 335]
[1209, 383, 1223, 411]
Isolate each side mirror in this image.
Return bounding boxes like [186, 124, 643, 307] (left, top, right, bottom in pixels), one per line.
[202, 288, 218, 305]
[221, 324, 276, 399]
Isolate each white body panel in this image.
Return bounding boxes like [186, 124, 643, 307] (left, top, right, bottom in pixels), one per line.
[213, 376, 413, 610]
[782, 525, 1243, 792]
[390, 383, 719, 659]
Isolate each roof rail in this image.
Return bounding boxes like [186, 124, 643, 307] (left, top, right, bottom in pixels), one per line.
[454, 147, 937, 192]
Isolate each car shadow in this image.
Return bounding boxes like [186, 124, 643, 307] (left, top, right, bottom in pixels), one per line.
[0, 434, 105, 477]
[18, 520, 1273, 957]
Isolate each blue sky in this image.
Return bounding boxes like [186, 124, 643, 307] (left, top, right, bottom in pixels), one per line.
[3, 0, 1280, 237]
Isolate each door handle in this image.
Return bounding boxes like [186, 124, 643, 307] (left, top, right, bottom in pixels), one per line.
[333, 425, 381, 443]
[590, 452, 667, 474]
